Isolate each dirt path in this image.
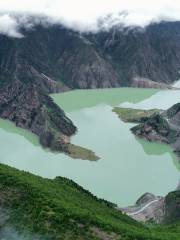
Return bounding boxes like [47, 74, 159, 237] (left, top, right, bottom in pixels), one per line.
[127, 199, 159, 216]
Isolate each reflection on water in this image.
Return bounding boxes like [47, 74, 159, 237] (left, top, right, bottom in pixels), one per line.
[0, 87, 179, 207]
[0, 119, 39, 147]
[120, 89, 180, 110]
[136, 137, 180, 171]
[52, 88, 158, 111]
[173, 79, 180, 88]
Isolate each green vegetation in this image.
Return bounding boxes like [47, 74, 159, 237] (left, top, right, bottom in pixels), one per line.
[67, 143, 99, 161]
[0, 163, 180, 240]
[165, 191, 180, 223]
[166, 103, 180, 118]
[113, 107, 160, 123]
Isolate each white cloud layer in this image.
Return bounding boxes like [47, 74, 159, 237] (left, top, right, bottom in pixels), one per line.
[0, 0, 180, 37]
[0, 14, 23, 38]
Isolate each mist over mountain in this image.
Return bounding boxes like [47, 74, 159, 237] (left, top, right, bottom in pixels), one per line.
[1, 0, 180, 37]
[1, 20, 180, 88]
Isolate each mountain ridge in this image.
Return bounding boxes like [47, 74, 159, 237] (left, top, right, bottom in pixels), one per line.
[1, 21, 180, 156]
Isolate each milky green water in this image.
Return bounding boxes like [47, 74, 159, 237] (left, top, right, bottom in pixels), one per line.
[0, 87, 180, 207]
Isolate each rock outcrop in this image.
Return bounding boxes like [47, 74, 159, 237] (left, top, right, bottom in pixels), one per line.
[164, 190, 180, 223]
[121, 193, 165, 224]
[131, 103, 180, 157]
[0, 80, 76, 151]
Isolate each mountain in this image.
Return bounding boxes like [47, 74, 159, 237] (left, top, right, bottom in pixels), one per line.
[0, 163, 180, 240]
[1, 21, 180, 239]
[1, 21, 180, 155]
[90, 21, 180, 86]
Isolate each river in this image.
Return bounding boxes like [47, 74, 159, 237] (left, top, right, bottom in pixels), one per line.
[0, 87, 180, 207]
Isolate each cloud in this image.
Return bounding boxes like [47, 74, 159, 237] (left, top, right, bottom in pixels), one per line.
[0, 14, 23, 38]
[0, 0, 180, 37]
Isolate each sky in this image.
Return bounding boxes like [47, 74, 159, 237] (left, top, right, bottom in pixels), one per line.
[0, 0, 180, 37]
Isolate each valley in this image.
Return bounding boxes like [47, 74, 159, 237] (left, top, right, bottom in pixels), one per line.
[0, 18, 180, 239]
[0, 87, 180, 208]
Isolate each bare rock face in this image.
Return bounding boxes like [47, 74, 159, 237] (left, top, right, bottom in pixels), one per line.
[131, 114, 176, 144]
[121, 193, 165, 224]
[131, 77, 174, 89]
[0, 80, 76, 152]
[136, 193, 157, 205]
[56, 42, 120, 89]
[0, 26, 121, 92]
[1, 22, 180, 92]
[30, 67, 69, 93]
[122, 188, 180, 224]
[90, 22, 180, 85]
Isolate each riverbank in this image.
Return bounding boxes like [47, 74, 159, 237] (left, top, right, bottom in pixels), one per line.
[112, 107, 160, 123]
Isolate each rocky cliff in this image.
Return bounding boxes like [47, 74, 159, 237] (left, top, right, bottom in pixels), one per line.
[0, 79, 76, 150]
[89, 21, 180, 85]
[1, 22, 180, 91]
[131, 103, 180, 156]
[121, 190, 180, 225]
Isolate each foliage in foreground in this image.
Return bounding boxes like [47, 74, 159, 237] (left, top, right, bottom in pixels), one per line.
[0, 163, 180, 240]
